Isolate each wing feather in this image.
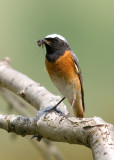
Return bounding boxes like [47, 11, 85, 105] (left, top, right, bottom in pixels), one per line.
[71, 51, 85, 111]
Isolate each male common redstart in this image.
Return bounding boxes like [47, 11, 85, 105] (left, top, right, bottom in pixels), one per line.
[37, 34, 85, 118]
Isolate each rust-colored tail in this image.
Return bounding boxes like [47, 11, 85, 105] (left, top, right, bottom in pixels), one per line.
[69, 100, 84, 118]
[73, 104, 84, 118]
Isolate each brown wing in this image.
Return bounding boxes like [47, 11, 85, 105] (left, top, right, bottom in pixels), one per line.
[71, 51, 85, 111]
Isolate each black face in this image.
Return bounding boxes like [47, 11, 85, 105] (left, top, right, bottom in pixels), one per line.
[43, 37, 71, 62]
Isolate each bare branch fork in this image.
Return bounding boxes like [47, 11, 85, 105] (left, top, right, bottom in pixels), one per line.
[0, 58, 114, 160]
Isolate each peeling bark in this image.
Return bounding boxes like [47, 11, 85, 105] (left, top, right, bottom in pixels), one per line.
[0, 58, 114, 160]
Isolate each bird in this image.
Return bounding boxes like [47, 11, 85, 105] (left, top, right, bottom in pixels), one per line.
[37, 34, 85, 118]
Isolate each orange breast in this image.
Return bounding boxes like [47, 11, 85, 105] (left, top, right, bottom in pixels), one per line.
[45, 51, 81, 90]
[45, 51, 84, 117]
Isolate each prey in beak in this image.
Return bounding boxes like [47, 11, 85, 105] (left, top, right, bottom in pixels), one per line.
[37, 39, 44, 48]
[37, 39, 51, 48]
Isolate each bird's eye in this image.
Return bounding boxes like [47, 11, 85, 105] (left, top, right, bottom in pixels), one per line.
[54, 37, 59, 42]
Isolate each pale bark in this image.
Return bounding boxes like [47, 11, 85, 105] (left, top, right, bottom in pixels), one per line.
[0, 87, 65, 160]
[0, 58, 114, 160]
[0, 57, 68, 114]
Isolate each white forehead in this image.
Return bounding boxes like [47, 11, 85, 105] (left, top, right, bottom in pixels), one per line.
[45, 34, 68, 43]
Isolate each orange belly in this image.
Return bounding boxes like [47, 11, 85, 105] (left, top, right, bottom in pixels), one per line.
[46, 51, 81, 88]
[45, 51, 84, 117]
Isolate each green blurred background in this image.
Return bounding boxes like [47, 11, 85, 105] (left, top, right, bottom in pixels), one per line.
[0, 0, 114, 159]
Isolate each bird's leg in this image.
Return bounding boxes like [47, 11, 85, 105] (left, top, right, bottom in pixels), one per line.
[71, 93, 76, 112]
[31, 97, 66, 141]
[45, 97, 66, 115]
[51, 97, 66, 111]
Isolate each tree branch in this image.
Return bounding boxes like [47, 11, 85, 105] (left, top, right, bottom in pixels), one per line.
[0, 87, 65, 160]
[0, 58, 114, 160]
[0, 57, 68, 114]
[0, 112, 114, 160]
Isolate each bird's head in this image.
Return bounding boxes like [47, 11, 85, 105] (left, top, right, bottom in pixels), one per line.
[37, 34, 71, 61]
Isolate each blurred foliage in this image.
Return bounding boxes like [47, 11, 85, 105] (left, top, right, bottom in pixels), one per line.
[0, 0, 114, 159]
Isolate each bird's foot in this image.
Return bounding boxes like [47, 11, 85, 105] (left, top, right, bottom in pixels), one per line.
[31, 134, 42, 141]
[44, 97, 66, 116]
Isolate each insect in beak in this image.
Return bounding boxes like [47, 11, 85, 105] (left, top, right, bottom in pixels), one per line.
[37, 39, 52, 48]
[37, 39, 44, 48]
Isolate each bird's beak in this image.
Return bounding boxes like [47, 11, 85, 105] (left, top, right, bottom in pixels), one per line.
[37, 39, 51, 47]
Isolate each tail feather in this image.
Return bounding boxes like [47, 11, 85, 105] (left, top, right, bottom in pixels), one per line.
[69, 99, 84, 118]
[73, 104, 84, 118]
